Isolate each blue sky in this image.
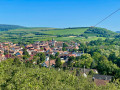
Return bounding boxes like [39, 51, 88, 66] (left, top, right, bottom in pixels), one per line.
[0, 0, 120, 31]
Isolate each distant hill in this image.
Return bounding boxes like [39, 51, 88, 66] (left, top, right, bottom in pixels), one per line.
[0, 24, 25, 31]
[116, 31, 120, 33]
[84, 27, 116, 37]
[0, 25, 117, 43]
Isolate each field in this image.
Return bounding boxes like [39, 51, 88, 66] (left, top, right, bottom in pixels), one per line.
[0, 27, 112, 43]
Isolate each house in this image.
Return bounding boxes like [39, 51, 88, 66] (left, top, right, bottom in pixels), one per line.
[68, 54, 76, 57]
[42, 60, 55, 67]
[15, 51, 23, 56]
[93, 74, 113, 86]
[5, 54, 12, 58]
[79, 68, 98, 74]
[72, 52, 83, 57]
[0, 54, 6, 61]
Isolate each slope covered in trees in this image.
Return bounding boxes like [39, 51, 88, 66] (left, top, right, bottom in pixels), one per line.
[84, 27, 116, 37]
[0, 59, 120, 90]
[0, 24, 25, 31]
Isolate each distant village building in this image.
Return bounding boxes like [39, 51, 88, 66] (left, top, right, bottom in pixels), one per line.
[93, 74, 113, 86]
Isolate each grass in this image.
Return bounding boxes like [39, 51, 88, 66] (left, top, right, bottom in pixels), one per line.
[42, 28, 88, 35]
[0, 27, 107, 43]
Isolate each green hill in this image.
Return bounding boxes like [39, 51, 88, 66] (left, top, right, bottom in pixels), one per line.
[84, 27, 116, 37]
[0, 25, 117, 43]
[0, 24, 25, 31]
[116, 31, 120, 33]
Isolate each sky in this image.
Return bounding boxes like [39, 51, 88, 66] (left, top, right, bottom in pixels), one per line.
[0, 0, 120, 31]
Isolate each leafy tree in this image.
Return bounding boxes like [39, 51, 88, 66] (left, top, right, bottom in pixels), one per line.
[23, 48, 29, 57]
[116, 57, 120, 67]
[67, 56, 75, 67]
[62, 47, 67, 51]
[50, 54, 55, 59]
[55, 52, 59, 58]
[23, 55, 28, 60]
[80, 54, 93, 68]
[37, 53, 46, 64]
[55, 58, 61, 68]
[63, 43, 68, 47]
[88, 70, 94, 75]
[97, 58, 119, 75]
[13, 58, 21, 66]
[108, 52, 117, 63]
[0, 59, 120, 89]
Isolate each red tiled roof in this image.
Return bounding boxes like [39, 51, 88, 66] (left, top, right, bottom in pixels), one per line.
[45, 60, 55, 66]
[5, 54, 12, 58]
[68, 54, 76, 57]
[94, 79, 109, 86]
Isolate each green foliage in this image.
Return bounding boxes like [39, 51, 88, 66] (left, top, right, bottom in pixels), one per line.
[55, 58, 62, 68]
[13, 58, 21, 66]
[85, 27, 116, 37]
[62, 47, 67, 51]
[50, 54, 55, 59]
[55, 52, 59, 58]
[80, 54, 93, 68]
[0, 26, 116, 43]
[97, 57, 119, 76]
[36, 53, 46, 64]
[0, 24, 25, 31]
[88, 70, 94, 75]
[67, 56, 75, 67]
[23, 48, 29, 57]
[63, 43, 68, 47]
[108, 52, 117, 63]
[0, 59, 120, 90]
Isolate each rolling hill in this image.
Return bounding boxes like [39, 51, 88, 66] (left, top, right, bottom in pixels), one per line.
[0, 24, 25, 31]
[116, 31, 120, 33]
[0, 25, 117, 43]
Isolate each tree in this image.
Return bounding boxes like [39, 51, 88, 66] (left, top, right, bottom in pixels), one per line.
[55, 58, 61, 68]
[13, 58, 21, 66]
[55, 52, 59, 58]
[62, 47, 66, 51]
[80, 54, 93, 68]
[23, 48, 29, 57]
[63, 43, 68, 47]
[97, 58, 119, 75]
[108, 52, 117, 63]
[23, 55, 28, 60]
[37, 53, 45, 64]
[116, 57, 120, 67]
[67, 56, 75, 67]
[50, 54, 55, 59]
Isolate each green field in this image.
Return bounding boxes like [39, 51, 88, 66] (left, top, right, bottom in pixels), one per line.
[0, 26, 116, 43]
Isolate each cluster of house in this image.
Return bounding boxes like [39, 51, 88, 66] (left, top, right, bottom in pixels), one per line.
[0, 40, 113, 86]
[0, 39, 81, 62]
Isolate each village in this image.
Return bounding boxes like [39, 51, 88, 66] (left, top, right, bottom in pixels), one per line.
[0, 39, 113, 86]
[0, 39, 80, 61]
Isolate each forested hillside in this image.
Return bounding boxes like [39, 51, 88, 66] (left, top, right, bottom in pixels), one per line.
[0, 24, 25, 31]
[84, 27, 116, 37]
[116, 31, 120, 33]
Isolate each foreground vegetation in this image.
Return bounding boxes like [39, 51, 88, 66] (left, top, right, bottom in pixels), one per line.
[0, 59, 120, 90]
